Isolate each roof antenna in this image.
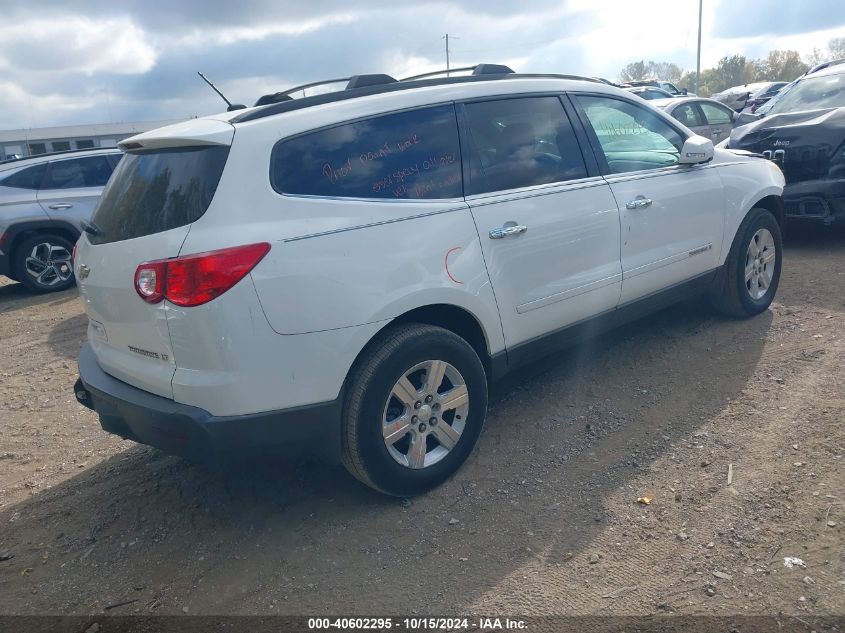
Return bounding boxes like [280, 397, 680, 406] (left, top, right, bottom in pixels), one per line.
[197, 72, 246, 111]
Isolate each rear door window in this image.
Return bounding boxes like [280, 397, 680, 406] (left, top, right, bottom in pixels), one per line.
[43, 156, 116, 190]
[0, 163, 47, 189]
[462, 96, 588, 195]
[88, 146, 230, 245]
[271, 104, 462, 200]
[698, 102, 733, 125]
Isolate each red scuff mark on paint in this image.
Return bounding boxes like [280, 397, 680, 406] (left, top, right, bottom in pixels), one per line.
[445, 246, 464, 284]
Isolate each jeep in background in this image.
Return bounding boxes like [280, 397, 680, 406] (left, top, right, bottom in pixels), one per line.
[723, 64, 845, 225]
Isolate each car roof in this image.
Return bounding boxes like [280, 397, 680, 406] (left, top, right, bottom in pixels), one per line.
[806, 62, 845, 78]
[651, 96, 732, 110]
[0, 147, 121, 171]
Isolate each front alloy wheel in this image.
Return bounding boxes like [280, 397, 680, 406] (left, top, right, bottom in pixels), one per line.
[745, 228, 776, 300]
[709, 207, 782, 318]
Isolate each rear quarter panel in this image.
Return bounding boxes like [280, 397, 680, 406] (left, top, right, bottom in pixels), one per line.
[178, 113, 506, 356]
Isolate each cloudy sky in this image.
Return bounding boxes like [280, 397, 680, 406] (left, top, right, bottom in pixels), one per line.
[1, 0, 843, 130]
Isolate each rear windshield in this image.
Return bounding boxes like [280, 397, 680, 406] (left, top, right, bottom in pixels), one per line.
[88, 146, 229, 245]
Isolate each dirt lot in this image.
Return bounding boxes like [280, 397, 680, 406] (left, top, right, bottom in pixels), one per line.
[0, 225, 843, 620]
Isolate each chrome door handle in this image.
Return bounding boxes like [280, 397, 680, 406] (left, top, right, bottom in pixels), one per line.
[625, 197, 652, 210]
[48, 203, 73, 210]
[489, 224, 528, 239]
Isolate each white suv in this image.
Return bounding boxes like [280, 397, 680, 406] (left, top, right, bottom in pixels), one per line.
[73, 65, 785, 496]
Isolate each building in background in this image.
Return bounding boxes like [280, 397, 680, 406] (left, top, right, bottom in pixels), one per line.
[0, 120, 184, 160]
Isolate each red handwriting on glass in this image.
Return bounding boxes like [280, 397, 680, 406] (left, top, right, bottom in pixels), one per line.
[397, 133, 421, 152]
[359, 142, 392, 166]
[322, 158, 353, 184]
[422, 152, 456, 171]
[411, 172, 460, 199]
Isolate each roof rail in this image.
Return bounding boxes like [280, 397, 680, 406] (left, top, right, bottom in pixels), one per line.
[401, 63, 515, 82]
[0, 146, 120, 166]
[235, 70, 603, 125]
[254, 76, 352, 106]
[254, 74, 400, 107]
[346, 74, 397, 89]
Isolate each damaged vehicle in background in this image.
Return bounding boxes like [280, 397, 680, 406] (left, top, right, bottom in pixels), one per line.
[724, 64, 845, 225]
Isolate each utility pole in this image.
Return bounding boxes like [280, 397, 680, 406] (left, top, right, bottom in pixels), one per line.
[695, 0, 703, 93]
[443, 33, 451, 75]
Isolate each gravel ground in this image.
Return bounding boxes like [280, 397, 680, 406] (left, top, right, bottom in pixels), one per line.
[0, 224, 843, 619]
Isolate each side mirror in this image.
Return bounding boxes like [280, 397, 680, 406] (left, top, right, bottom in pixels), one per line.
[681, 88, 688, 95]
[679, 135, 714, 164]
[730, 110, 738, 122]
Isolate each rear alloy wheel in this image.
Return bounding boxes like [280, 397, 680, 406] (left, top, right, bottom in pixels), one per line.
[342, 324, 487, 496]
[382, 359, 470, 470]
[14, 233, 76, 293]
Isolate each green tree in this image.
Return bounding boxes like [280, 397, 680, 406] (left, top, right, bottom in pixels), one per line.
[619, 60, 684, 84]
[828, 37, 845, 59]
[619, 60, 648, 82]
[646, 61, 683, 83]
[763, 50, 808, 81]
[805, 47, 826, 67]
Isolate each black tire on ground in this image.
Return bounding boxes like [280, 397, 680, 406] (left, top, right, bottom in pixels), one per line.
[13, 233, 77, 293]
[709, 207, 782, 318]
[341, 323, 488, 497]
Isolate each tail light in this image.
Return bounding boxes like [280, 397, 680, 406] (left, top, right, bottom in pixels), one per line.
[72, 242, 78, 261]
[134, 243, 270, 307]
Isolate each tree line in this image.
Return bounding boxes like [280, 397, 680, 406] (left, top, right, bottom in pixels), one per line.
[618, 37, 845, 96]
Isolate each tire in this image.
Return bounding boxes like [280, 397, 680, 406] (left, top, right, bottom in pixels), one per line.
[709, 207, 782, 318]
[13, 233, 77, 293]
[341, 323, 488, 496]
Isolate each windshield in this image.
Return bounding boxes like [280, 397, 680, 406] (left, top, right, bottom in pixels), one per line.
[767, 73, 845, 114]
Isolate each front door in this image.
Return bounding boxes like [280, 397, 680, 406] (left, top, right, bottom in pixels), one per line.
[461, 96, 622, 350]
[573, 94, 724, 304]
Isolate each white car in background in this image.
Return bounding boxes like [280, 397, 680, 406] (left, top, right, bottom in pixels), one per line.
[652, 97, 737, 144]
[73, 64, 785, 496]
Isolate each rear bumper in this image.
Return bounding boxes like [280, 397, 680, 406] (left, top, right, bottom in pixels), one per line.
[783, 177, 845, 224]
[74, 342, 341, 461]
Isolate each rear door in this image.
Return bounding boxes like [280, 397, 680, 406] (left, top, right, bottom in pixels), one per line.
[75, 122, 233, 397]
[696, 101, 734, 145]
[460, 96, 622, 351]
[669, 102, 710, 140]
[37, 154, 116, 225]
[573, 94, 724, 304]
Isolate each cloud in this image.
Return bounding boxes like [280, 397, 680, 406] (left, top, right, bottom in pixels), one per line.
[0, 0, 843, 129]
[0, 16, 155, 75]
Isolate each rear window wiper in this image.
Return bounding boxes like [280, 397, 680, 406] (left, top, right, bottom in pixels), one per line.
[81, 220, 103, 237]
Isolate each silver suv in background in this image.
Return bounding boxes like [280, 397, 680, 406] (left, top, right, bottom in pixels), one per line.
[0, 148, 121, 292]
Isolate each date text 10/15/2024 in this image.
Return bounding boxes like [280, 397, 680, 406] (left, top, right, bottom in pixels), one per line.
[307, 616, 529, 630]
